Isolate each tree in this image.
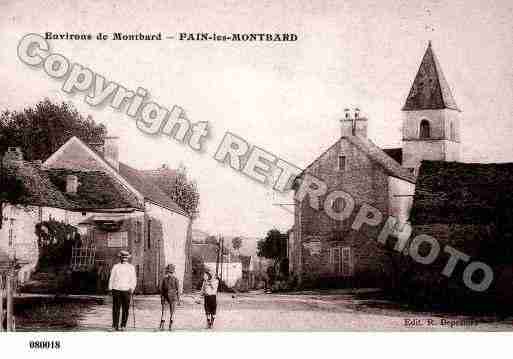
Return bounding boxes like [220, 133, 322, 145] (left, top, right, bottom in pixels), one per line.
[0, 99, 106, 161]
[232, 236, 242, 252]
[0, 161, 27, 229]
[257, 229, 288, 272]
[34, 220, 80, 272]
[1, 99, 106, 229]
[148, 163, 200, 219]
[205, 235, 218, 245]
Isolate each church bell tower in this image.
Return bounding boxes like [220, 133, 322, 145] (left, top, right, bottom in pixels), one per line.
[402, 42, 461, 174]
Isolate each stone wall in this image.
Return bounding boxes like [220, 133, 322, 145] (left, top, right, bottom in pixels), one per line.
[0, 204, 40, 283]
[296, 138, 394, 287]
[145, 202, 190, 294]
[402, 108, 461, 171]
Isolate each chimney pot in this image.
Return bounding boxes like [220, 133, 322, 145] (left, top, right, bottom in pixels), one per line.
[340, 109, 368, 138]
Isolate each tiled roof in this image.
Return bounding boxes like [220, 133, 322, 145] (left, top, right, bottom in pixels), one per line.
[346, 136, 415, 183]
[297, 136, 414, 184]
[2, 159, 142, 211]
[402, 42, 459, 111]
[3, 160, 71, 209]
[118, 162, 188, 216]
[82, 139, 187, 216]
[410, 161, 513, 224]
[140, 166, 190, 216]
[44, 168, 143, 211]
[143, 166, 178, 182]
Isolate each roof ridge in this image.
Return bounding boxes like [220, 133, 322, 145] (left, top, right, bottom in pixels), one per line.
[298, 139, 341, 177]
[297, 136, 414, 183]
[118, 162, 189, 216]
[346, 136, 416, 183]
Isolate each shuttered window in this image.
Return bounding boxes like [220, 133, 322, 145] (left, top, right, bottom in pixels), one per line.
[329, 246, 353, 277]
[338, 156, 346, 171]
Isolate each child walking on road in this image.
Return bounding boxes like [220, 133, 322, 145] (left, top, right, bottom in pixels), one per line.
[159, 264, 180, 330]
[200, 269, 219, 329]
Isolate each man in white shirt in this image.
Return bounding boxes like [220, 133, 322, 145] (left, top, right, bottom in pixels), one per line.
[108, 250, 137, 331]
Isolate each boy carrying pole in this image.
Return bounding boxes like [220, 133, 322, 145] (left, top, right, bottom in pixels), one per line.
[159, 264, 180, 331]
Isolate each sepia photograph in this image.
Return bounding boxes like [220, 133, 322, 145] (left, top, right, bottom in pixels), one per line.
[0, 0, 513, 356]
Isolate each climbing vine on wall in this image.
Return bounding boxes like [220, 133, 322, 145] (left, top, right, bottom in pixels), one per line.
[35, 220, 80, 271]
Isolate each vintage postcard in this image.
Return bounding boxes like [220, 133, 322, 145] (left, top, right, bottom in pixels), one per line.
[1, 0, 513, 354]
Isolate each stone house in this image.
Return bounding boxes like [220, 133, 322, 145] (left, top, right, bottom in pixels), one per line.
[0, 146, 143, 283]
[0, 135, 193, 293]
[292, 129, 416, 287]
[291, 41, 462, 288]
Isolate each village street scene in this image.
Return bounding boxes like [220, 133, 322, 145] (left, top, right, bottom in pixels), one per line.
[1, 0, 513, 335]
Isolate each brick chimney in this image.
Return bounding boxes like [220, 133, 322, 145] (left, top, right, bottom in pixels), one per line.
[103, 136, 119, 171]
[66, 174, 79, 194]
[340, 108, 368, 138]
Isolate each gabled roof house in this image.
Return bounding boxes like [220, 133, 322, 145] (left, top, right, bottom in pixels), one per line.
[1, 136, 193, 293]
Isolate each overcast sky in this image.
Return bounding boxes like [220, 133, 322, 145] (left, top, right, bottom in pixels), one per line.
[1, 0, 512, 238]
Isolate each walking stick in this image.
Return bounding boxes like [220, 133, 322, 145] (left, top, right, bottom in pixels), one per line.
[131, 293, 136, 329]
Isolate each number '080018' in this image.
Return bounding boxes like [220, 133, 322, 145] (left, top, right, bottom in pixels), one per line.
[29, 341, 61, 349]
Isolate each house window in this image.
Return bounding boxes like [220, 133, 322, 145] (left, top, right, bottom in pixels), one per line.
[341, 247, 353, 277]
[329, 246, 353, 277]
[330, 247, 340, 272]
[107, 232, 128, 248]
[147, 219, 152, 249]
[338, 155, 346, 171]
[419, 120, 430, 139]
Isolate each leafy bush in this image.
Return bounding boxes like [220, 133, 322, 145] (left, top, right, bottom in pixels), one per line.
[35, 220, 79, 272]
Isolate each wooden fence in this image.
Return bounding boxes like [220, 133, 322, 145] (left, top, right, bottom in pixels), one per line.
[71, 245, 96, 271]
[0, 272, 15, 331]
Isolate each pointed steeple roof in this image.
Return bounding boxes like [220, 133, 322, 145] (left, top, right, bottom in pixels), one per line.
[402, 42, 460, 111]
